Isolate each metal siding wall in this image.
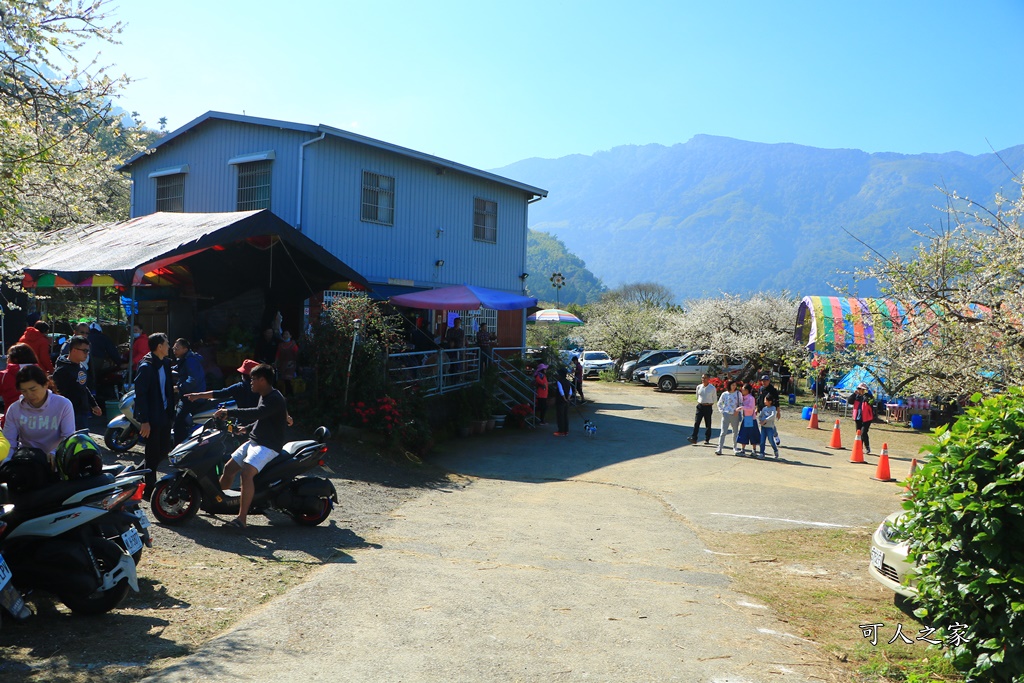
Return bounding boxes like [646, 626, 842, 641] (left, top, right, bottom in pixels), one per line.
[302, 137, 530, 292]
[128, 120, 534, 295]
[129, 120, 310, 225]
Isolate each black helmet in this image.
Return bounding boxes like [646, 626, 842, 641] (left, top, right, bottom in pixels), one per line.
[56, 432, 104, 480]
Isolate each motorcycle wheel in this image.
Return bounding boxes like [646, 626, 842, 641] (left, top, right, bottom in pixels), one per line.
[57, 538, 131, 616]
[150, 478, 202, 525]
[104, 425, 139, 453]
[289, 499, 332, 527]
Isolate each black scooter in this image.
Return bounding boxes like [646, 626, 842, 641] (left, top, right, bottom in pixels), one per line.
[150, 420, 337, 527]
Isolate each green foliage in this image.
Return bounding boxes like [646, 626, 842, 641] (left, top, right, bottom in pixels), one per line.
[902, 388, 1024, 681]
[302, 295, 404, 427]
[598, 368, 618, 382]
[526, 229, 606, 306]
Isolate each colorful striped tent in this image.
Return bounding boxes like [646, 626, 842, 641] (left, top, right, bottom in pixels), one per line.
[795, 295, 991, 352]
[795, 296, 909, 352]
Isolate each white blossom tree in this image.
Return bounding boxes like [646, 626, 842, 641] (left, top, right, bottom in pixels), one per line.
[579, 295, 673, 372]
[850, 176, 1024, 398]
[660, 292, 802, 379]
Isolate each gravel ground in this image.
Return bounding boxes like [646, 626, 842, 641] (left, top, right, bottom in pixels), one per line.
[0, 424, 451, 683]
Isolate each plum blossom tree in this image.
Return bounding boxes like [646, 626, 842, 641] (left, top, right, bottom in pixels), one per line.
[660, 292, 802, 379]
[851, 176, 1024, 398]
[579, 294, 673, 373]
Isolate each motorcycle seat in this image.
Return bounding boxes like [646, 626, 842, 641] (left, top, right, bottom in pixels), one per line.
[281, 440, 317, 457]
[9, 473, 117, 513]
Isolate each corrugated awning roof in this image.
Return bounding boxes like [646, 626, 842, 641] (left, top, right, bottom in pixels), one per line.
[19, 210, 368, 291]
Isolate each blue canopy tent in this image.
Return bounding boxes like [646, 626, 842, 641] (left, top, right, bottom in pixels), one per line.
[834, 364, 888, 401]
[389, 284, 537, 310]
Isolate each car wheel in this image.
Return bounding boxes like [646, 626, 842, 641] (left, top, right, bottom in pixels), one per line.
[658, 376, 676, 392]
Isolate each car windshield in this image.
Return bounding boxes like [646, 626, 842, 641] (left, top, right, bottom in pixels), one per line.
[584, 352, 610, 361]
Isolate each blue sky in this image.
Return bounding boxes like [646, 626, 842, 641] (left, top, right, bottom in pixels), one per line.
[104, 0, 1024, 170]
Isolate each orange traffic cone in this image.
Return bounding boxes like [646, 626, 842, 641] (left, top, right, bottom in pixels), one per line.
[849, 429, 865, 463]
[807, 405, 820, 430]
[826, 419, 844, 449]
[903, 457, 919, 492]
[872, 443, 895, 482]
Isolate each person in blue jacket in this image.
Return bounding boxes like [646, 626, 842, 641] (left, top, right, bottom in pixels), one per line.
[134, 333, 175, 493]
[171, 338, 207, 445]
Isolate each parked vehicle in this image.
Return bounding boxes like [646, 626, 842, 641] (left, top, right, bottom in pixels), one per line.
[580, 351, 614, 378]
[0, 521, 32, 628]
[151, 420, 337, 527]
[647, 350, 745, 392]
[869, 511, 917, 599]
[104, 390, 229, 453]
[627, 349, 684, 383]
[0, 471, 143, 615]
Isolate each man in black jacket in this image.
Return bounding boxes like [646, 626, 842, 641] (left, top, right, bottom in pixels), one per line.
[52, 335, 103, 431]
[134, 333, 175, 493]
[213, 363, 288, 528]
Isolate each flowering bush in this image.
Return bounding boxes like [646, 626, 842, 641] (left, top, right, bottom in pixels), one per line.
[350, 393, 434, 457]
[351, 396, 402, 434]
[505, 403, 533, 429]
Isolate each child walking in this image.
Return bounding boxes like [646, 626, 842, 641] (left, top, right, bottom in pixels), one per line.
[758, 394, 781, 460]
[736, 383, 759, 456]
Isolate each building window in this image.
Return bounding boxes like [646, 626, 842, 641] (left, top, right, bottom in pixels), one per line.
[473, 198, 497, 243]
[155, 174, 185, 213]
[237, 160, 272, 211]
[361, 171, 395, 225]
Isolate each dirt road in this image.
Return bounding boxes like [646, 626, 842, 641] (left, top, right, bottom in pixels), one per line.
[144, 383, 904, 682]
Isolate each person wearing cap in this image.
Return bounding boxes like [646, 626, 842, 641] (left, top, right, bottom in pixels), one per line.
[534, 363, 549, 425]
[186, 359, 261, 410]
[134, 333, 175, 493]
[851, 383, 876, 455]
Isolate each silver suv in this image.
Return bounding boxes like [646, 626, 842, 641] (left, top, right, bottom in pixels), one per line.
[647, 350, 745, 392]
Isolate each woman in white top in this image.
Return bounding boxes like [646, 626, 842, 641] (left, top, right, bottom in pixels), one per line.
[715, 380, 742, 455]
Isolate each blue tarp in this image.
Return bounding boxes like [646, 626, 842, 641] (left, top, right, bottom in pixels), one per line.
[834, 365, 888, 401]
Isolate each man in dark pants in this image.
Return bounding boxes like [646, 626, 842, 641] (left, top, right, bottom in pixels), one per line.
[171, 337, 206, 445]
[688, 374, 717, 444]
[134, 333, 175, 495]
[52, 335, 103, 432]
[553, 366, 573, 436]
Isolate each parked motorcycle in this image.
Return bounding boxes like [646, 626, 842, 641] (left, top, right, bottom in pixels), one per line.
[0, 516, 32, 628]
[151, 421, 336, 527]
[104, 390, 230, 453]
[0, 473, 144, 615]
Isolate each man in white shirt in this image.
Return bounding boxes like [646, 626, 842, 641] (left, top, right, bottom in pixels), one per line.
[688, 374, 718, 445]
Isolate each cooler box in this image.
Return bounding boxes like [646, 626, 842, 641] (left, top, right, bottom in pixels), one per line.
[801, 406, 813, 420]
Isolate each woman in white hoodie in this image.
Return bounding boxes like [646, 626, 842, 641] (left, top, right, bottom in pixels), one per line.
[2, 365, 75, 463]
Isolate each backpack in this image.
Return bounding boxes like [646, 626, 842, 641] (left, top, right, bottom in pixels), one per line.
[0, 447, 58, 495]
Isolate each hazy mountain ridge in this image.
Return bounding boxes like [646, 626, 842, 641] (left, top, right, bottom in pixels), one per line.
[497, 136, 1024, 300]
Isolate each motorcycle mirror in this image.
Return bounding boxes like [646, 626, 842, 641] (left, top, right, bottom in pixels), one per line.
[315, 426, 330, 442]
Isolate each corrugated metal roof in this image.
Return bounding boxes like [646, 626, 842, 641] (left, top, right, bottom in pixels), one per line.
[117, 111, 548, 198]
[19, 210, 368, 289]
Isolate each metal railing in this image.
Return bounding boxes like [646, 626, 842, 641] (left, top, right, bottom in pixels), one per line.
[386, 347, 481, 396]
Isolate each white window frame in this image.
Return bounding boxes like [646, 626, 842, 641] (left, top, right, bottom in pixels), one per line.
[452, 308, 498, 345]
[361, 171, 395, 226]
[473, 197, 497, 243]
[236, 160, 272, 211]
[155, 173, 185, 213]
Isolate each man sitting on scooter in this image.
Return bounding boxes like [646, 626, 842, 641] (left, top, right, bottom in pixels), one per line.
[213, 363, 287, 529]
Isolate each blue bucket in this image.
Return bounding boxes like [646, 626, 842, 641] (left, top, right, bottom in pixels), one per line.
[801, 406, 813, 420]
[910, 414, 923, 429]
[788, 393, 797, 405]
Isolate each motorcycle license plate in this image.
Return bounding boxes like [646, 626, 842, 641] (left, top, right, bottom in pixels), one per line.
[122, 528, 144, 556]
[870, 546, 884, 571]
[0, 555, 11, 590]
[134, 508, 151, 529]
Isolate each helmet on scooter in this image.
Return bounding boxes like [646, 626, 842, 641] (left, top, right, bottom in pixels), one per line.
[56, 432, 104, 480]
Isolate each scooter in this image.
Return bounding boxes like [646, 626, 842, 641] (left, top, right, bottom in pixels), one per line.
[150, 420, 336, 527]
[0, 474, 145, 615]
[104, 390, 230, 453]
[0, 516, 32, 628]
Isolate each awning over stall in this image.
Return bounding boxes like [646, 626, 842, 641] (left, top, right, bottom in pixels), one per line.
[18, 210, 368, 303]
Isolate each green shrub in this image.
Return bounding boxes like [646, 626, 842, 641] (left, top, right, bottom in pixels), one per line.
[902, 388, 1024, 681]
[598, 368, 618, 382]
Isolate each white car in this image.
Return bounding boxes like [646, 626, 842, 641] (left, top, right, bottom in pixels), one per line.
[869, 511, 917, 599]
[580, 351, 614, 378]
[647, 350, 745, 392]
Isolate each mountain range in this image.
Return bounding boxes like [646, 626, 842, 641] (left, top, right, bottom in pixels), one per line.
[497, 136, 1024, 303]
